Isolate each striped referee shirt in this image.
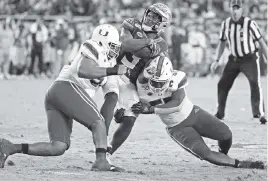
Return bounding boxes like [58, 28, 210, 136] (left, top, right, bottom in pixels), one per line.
[219, 16, 262, 57]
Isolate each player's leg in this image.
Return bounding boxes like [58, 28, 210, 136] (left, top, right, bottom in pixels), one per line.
[167, 124, 264, 169]
[13, 110, 71, 156]
[109, 116, 136, 155]
[59, 81, 110, 170]
[216, 57, 240, 119]
[180, 106, 264, 169]
[109, 80, 139, 155]
[101, 75, 120, 135]
[188, 106, 233, 155]
[0, 89, 71, 168]
[240, 54, 266, 124]
[166, 126, 237, 167]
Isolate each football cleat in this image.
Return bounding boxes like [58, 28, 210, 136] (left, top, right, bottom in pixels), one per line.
[91, 159, 111, 171]
[259, 116, 267, 124]
[0, 139, 17, 168]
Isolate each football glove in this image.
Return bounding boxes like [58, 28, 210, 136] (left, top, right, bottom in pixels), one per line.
[114, 108, 126, 123]
[148, 39, 160, 58]
[131, 101, 154, 114]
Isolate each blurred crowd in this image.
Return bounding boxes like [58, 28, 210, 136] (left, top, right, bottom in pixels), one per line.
[0, 0, 267, 79]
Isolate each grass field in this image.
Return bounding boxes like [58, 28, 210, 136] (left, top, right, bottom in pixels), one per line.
[0, 76, 267, 181]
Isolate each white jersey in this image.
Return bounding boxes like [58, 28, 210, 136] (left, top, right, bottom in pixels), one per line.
[136, 70, 194, 128]
[56, 39, 116, 97]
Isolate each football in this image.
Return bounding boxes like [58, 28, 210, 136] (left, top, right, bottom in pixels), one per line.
[132, 46, 151, 59]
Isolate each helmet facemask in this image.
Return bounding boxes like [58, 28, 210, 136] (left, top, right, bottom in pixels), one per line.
[142, 10, 162, 32]
[142, 3, 172, 34]
[107, 42, 121, 60]
[149, 77, 171, 94]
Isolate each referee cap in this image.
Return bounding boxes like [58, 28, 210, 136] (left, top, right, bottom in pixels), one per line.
[230, 0, 243, 7]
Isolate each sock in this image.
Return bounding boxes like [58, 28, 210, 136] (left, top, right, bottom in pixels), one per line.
[21, 144, 29, 154]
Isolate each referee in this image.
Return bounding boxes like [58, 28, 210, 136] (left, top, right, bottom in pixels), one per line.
[210, 0, 267, 124]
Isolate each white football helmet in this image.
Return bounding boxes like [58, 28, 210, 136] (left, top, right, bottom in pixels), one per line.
[141, 3, 172, 34]
[91, 24, 121, 59]
[146, 56, 173, 93]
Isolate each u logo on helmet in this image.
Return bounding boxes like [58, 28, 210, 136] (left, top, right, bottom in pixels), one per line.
[99, 29, 109, 36]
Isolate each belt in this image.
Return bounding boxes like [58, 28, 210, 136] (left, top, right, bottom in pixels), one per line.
[230, 51, 258, 61]
[149, 97, 172, 106]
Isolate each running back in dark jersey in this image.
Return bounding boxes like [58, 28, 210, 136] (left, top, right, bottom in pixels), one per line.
[117, 18, 168, 84]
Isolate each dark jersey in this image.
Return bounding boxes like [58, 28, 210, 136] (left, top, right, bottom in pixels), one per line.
[117, 18, 168, 84]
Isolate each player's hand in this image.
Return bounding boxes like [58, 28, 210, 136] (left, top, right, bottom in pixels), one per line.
[210, 61, 219, 73]
[143, 65, 156, 79]
[114, 108, 126, 123]
[148, 39, 160, 57]
[131, 101, 154, 114]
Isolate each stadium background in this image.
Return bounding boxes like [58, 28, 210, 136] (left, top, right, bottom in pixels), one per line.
[0, 0, 267, 79]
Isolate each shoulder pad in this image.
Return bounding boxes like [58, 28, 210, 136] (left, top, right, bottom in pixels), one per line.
[80, 40, 99, 60]
[121, 18, 142, 32]
[169, 70, 188, 91]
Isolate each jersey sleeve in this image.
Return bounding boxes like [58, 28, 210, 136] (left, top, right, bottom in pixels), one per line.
[80, 40, 99, 62]
[170, 71, 188, 91]
[249, 20, 262, 41]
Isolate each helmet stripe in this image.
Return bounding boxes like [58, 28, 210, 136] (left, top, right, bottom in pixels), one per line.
[156, 56, 165, 77]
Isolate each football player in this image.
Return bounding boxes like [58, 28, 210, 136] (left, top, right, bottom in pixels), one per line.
[0, 24, 126, 171]
[100, 3, 172, 157]
[125, 56, 264, 169]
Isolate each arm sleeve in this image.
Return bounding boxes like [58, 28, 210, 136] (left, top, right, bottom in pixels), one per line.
[249, 20, 262, 41]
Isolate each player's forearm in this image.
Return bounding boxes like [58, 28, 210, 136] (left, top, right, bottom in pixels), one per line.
[154, 100, 182, 114]
[121, 39, 151, 52]
[78, 66, 121, 79]
[215, 41, 226, 61]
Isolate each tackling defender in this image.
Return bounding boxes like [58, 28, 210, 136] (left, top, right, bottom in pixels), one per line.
[125, 56, 264, 169]
[0, 24, 126, 171]
[101, 3, 171, 156]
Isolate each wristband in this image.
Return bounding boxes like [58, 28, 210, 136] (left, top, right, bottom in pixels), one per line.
[106, 67, 118, 75]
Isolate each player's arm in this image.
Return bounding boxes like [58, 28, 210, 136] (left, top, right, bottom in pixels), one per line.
[132, 72, 188, 114]
[131, 89, 186, 115]
[154, 88, 186, 114]
[120, 27, 151, 52]
[132, 39, 168, 60]
[77, 53, 126, 79]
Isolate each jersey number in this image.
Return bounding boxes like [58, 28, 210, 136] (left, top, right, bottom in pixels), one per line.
[99, 30, 108, 36]
[122, 53, 140, 69]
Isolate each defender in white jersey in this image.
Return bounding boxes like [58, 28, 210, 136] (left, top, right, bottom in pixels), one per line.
[0, 24, 126, 171]
[129, 56, 264, 169]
